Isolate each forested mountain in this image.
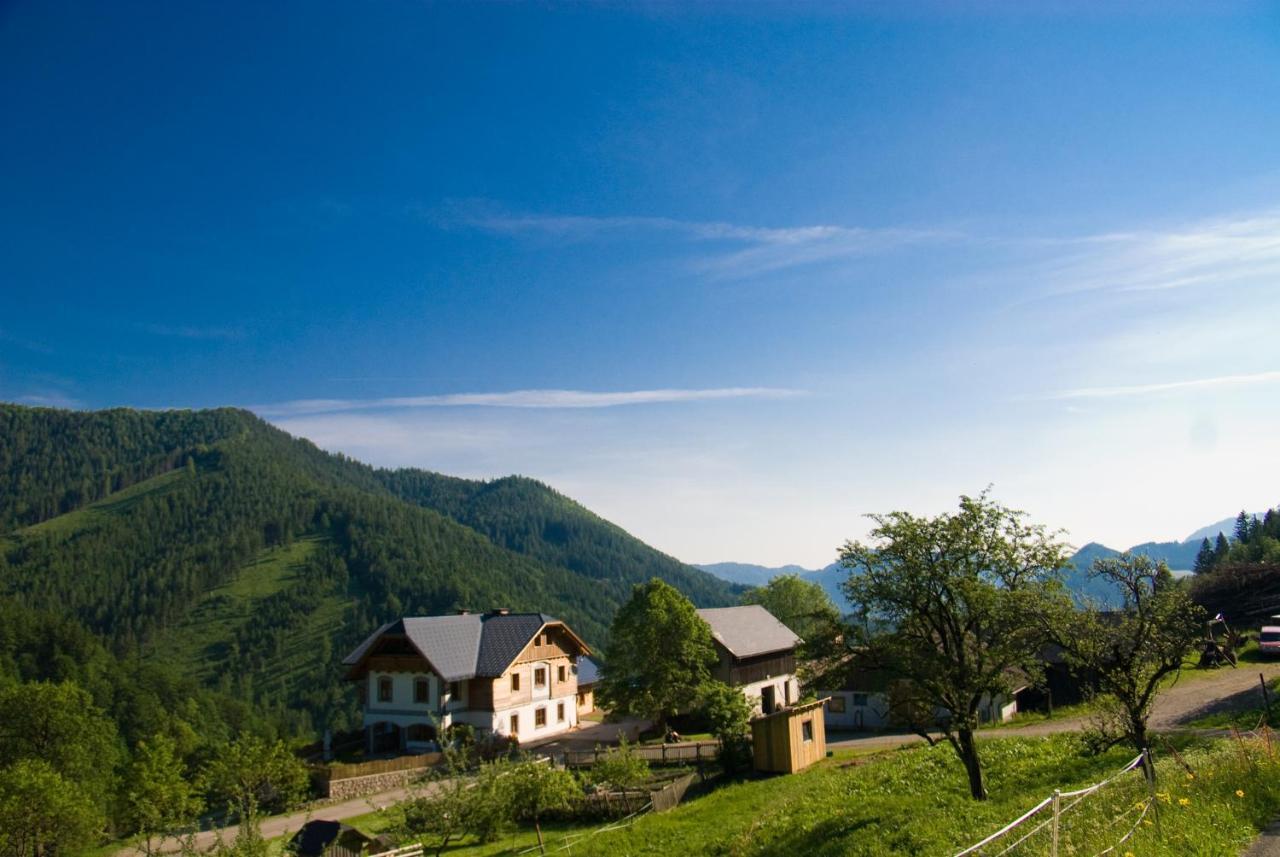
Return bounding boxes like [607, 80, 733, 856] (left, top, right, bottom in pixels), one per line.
[0, 403, 738, 742]
[378, 470, 736, 608]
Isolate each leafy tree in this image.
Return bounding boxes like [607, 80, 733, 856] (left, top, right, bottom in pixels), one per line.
[124, 734, 205, 856]
[506, 759, 581, 855]
[401, 746, 486, 856]
[741, 574, 844, 667]
[0, 681, 119, 816]
[200, 735, 308, 823]
[698, 680, 754, 774]
[591, 736, 650, 812]
[467, 758, 519, 843]
[839, 490, 1071, 800]
[1048, 554, 1204, 753]
[0, 758, 100, 857]
[599, 578, 718, 733]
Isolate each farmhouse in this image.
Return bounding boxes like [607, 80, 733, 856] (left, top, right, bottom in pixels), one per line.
[820, 664, 1025, 731]
[696, 605, 802, 716]
[342, 609, 591, 752]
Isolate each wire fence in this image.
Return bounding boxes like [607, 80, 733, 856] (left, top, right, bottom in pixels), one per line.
[513, 801, 655, 855]
[953, 751, 1155, 857]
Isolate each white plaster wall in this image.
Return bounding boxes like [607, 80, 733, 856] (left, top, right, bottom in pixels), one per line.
[492, 693, 578, 740]
[820, 690, 891, 729]
[738, 674, 799, 716]
[364, 670, 439, 713]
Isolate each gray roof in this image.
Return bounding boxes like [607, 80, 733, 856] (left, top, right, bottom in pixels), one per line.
[577, 655, 601, 687]
[696, 605, 802, 659]
[343, 612, 569, 682]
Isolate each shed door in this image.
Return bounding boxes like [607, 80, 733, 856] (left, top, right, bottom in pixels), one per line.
[762, 685, 776, 714]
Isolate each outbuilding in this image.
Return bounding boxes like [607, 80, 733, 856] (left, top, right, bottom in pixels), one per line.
[750, 697, 828, 774]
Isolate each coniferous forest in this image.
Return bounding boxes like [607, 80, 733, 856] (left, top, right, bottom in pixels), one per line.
[0, 402, 738, 750]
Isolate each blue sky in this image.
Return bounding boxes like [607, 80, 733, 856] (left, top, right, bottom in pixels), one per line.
[4, 2, 1280, 566]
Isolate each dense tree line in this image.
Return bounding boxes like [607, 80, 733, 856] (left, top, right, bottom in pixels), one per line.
[376, 469, 741, 607]
[0, 403, 738, 744]
[1192, 507, 1280, 574]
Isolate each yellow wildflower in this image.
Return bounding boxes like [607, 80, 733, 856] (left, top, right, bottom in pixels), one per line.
[1237, 789, 1246, 798]
[1124, 852, 1135, 857]
[1185, 773, 1195, 780]
[1179, 797, 1190, 806]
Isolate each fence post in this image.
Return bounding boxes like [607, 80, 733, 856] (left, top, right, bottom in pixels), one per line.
[1143, 747, 1161, 838]
[1261, 673, 1274, 726]
[1050, 789, 1061, 857]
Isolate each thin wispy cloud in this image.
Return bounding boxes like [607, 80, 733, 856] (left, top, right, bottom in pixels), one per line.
[1032, 211, 1280, 298]
[435, 206, 952, 278]
[18, 391, 84, 409]
[255, 387, 803, 417]
[1039, 369, 1280, 401]
[142, 323, 246, 341]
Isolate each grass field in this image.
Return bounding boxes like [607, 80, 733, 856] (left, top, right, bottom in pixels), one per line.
[356, 733, 1280, 857]
[145, 534, 345, 694]
[12, 468, 189, 540]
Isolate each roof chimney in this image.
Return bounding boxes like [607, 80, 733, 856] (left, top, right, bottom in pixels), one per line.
[491, 607, 511, 616]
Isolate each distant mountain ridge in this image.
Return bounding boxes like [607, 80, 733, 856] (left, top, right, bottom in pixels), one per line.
[700, 515, 1252, 611]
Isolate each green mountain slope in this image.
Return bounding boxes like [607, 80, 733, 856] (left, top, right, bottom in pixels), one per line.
[0, 403, 738, 736]
[377, 470, 740, 609]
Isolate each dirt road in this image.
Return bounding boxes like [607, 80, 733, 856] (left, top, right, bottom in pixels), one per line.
[827, 660, 1280, 752]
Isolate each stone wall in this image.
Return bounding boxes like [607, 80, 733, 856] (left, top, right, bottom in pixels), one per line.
[322, 765, 433, 800]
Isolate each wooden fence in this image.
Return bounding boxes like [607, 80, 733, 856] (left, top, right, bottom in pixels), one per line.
[650, 771, 697, 813]
[562, 740, 720, 768]
[318, 751, 442, 782]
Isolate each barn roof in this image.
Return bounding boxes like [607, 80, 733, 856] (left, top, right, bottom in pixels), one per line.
[696, 605, 802, 659]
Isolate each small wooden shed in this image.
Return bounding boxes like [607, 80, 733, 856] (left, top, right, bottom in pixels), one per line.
[750, 697, 828, 774]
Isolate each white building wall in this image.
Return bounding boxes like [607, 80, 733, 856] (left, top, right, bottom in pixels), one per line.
[491, 692, 579, 741]
[820, 690, 891, 730]
[817, 689, 1019, 730]
[362, 668, 587, 746]
[738, 674, 800, 717]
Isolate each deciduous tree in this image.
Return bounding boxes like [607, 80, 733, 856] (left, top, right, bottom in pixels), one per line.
[0, 758, 100, 857]
[599, 579, 718, 733]
[124, 734, 205, 856]
[1048, 554, 1204, 753]
[507, 759, 580, 855]
[840, 490, 1071, 800]
[741, 574, 844, 667]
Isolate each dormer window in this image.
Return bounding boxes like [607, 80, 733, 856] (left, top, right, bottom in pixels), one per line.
[377, 676, 393, 703]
